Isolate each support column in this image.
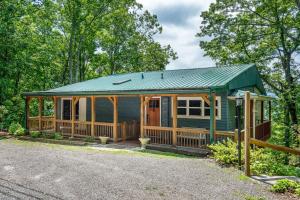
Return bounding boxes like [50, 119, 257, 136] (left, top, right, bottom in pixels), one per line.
[209, 92, 216, 144]
[113, 96, 118, 143]
[91, 96, 95, 137]
[38, 96, 42, 131]
[71, 96, 75, 138]
[172, 95, 177, 146]
[140, 96, 144, 138]
[25, 96, 31, 132]
[53, 96, 57, 131]
[252, 99, 256, 139]
[244, 91, 251, 176]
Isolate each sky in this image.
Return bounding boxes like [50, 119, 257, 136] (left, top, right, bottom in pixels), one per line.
[137, 0, 215, 70]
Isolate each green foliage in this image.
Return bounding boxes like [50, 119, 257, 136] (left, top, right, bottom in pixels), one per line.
[209, 139, 299, 177]
[52, 132, 63, 140]
[244, 195, 266, 200]
[209, 139, 242, 166]
[8, 123, 24, 136]
[0, 0, 176, 129]
[84, 136, 95, 143]
[271, 179, 299, 193]
[30, 131, 41, 138]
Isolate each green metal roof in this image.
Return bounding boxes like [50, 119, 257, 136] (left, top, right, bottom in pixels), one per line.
[24, 64, 265, 96]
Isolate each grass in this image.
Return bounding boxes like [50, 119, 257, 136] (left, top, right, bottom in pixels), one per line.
[1, 138, 195, 159]
[238, 174, 250, 182]
[244, 195, 266, 200]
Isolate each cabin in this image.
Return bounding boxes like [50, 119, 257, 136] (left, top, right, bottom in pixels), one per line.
[24, 64, 272, 149]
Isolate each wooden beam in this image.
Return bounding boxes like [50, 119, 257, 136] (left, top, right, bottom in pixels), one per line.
[244, 91, 251, 176]
[113, 96, 118, 142]
[140, 96, 145, 138]
[172, 95, 178, 145]
[91, 96, 95, 137]
[74, 97, 80, 105]
[71, 96, 75, 138]
[38, 96, 42, 131]
[201, 94, 210, 105]
[209, 92, 216, 143]
[107, 97, 114, 104]
[250, 138, 300, 155]
[53, 96, 57, 132]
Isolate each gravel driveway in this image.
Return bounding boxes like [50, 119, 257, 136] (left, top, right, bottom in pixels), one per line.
[0, 139, 284, 200]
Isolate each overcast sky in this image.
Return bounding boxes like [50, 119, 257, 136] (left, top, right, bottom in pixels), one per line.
[137, 0, 215, 70]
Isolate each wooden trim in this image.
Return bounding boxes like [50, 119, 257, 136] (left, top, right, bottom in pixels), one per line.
[140, 96, 145, 138]
[201, 94, 210, 105]
[53, 96, 57, 131]
[172, 95, 177, 145]
[113, 96, 118, 142]
[244, 91, 251, 176]
[144, 126, 173, 131]
[250, 138, 300, 155]
[38, 96, 43, 131]
[71, 96, 75, 138]
[107, 97, 114, 104]
[91, 96, 95, 137]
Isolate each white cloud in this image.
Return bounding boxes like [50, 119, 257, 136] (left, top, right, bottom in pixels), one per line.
[137, 0, 215, 69]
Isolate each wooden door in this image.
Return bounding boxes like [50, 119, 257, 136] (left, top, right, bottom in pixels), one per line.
[146, 98, 160, 126]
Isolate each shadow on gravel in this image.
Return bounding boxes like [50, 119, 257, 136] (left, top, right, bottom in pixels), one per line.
[0, 177, 63, 200]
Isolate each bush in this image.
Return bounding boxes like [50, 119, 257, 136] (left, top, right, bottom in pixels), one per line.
[271, 179, 299, 193]
[295, 187, 300, 197]
[209, 139, 299, 177]
[8, 123, 25, 136]
[208, 139, 242, 166]
[30, 131, 41, 138]
[84, 136, 95, 142]
[52, 132, 63, 140]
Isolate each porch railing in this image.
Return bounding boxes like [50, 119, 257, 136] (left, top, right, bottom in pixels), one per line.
[176, 128, 210, 148]
[28, 116, 54, 131]
[144, 126, 173, 145]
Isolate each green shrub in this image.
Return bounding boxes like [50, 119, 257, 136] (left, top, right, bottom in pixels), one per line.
[52, 132, 63, 140]
[271, 179, 298, 193]
[30, 131, 41, 138]
[209, 139, 299, 177]
[295, 187, 300, 197]
[84, 136, 95, 142]
[8, 123, 25, 136]
[209, 139, 242, 166]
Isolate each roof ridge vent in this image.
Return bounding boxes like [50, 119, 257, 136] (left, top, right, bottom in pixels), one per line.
[113, 79, 131, 85]
[141, 73, 144, 79]
[161, 73, 164, 79]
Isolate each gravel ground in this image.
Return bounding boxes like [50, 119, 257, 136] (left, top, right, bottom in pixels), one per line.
[0, 139, 290, 200]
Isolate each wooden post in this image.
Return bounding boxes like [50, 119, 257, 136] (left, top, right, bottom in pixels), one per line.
[25, 96, 31, 132]
[252, 99, 256, 139]
[244, 91, 251, 176]
[113, 96, 118, 142]
[172, 95, 177, 146]
[261, 101, 264, 123]
[91, 96, 95, 137]
[38, 96, 42, 131]
[209, 92, 216, 144]
[53, 96, 57, 132]
[140, 96, 145, 138]
[71, 96, 75, 138]
[234, 129, 238, 142]
[122, 122, 127, 142]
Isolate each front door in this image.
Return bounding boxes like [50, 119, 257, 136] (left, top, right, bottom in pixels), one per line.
[146, 98, 160, 126]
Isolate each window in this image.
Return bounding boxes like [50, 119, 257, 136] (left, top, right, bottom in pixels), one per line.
[175, 97, 221, 119]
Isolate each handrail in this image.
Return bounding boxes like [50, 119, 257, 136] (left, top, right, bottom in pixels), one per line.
[144, 126, 173, 131]
[250, 138, 300, 155]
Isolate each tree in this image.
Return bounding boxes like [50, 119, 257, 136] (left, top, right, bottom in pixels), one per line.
[197, 0, 300, 139]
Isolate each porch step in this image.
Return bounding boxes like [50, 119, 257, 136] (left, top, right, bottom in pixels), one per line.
[146, 144, 211, 157]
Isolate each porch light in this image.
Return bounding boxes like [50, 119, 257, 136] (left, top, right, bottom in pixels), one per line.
[236, 97, 243, 106]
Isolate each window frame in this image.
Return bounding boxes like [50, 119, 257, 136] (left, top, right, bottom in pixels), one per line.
[174, 96, 221, 120]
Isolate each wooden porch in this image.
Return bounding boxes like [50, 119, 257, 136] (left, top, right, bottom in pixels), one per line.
[25, 93, 271, 148]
